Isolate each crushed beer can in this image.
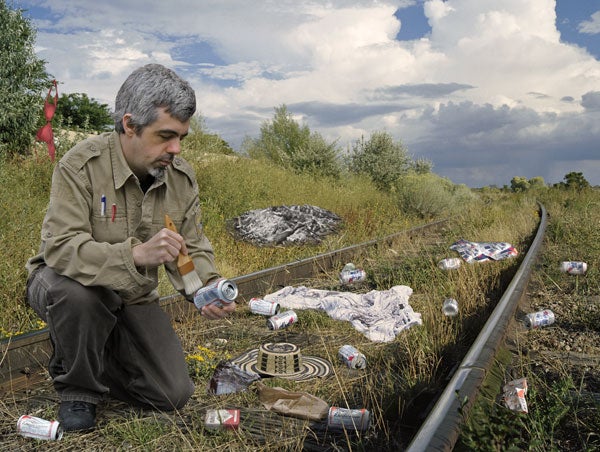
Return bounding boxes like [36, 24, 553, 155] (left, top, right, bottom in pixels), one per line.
[339, 268, 367, 285]
[17, 415, 63, 441]
[503, 377, 528, 413]
[338, 345, 367, 369]
[524, 309, 555, 329]
[267, 310, 298, 330]
[560, 261, 587, 275]
[442, 298, 459, 317]
[193, 278, 238, 310]
[327, 407, 370, 431]
[204, 409, 240, 430]
[438, 257, 462, 270]
[248, 297, 280, 316]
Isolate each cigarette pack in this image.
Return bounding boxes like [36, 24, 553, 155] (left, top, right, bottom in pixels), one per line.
[204, 409, 240, 430]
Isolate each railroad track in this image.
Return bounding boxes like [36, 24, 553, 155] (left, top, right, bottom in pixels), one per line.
[0, 208, 549, 450]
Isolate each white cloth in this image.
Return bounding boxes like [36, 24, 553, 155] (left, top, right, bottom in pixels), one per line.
[263, 285, 421, 343]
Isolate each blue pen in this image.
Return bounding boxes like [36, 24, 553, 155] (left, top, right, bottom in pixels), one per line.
[101, 194, 106, 216]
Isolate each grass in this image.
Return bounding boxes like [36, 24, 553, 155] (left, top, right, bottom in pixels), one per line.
[2, 137, 597, 450]
[457, 188, 600, 452]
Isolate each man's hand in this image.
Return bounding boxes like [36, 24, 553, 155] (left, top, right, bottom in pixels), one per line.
[200, 301, 237, 320]
[132, 228, 189, 267]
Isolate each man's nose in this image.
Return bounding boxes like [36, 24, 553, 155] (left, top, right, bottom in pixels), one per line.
[167, 138, 182, 154]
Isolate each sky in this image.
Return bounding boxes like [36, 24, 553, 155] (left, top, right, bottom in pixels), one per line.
[16, 0, 600, 188]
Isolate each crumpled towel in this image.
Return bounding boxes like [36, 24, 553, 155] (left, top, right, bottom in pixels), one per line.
[263, 285, 421, 343]
[450, 239, 518, 263]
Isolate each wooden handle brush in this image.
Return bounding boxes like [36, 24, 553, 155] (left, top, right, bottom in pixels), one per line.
[164, 214, 203, 295]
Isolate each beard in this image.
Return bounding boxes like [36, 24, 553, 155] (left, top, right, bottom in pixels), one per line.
[149, 166, 167, 180]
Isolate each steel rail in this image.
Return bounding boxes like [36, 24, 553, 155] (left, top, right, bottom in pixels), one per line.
[406, 203, 547, 451]
[0, 218, 447, 392]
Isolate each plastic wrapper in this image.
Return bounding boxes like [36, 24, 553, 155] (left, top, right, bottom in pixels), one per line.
[208, 361, 260, 395]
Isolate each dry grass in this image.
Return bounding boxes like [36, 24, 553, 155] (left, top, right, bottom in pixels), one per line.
[0, 187, 542, 450]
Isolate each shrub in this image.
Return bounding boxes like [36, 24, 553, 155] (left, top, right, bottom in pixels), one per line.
[0, 0, 51, 155]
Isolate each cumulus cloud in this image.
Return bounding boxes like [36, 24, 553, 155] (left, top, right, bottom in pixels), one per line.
[21, 0, 600, 187]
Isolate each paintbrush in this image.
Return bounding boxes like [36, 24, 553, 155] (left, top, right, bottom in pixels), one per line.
[164, 214, 203, 295]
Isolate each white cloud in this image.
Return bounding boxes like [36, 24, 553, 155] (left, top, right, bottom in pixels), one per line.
[578, 11, 600, 34]
[19, 0, 600, 186]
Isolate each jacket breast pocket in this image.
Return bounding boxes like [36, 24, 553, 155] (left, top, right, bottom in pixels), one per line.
[91, 214, 128, 243]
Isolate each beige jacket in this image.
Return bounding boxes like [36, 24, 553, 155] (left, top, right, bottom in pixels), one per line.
[26, 131, 219, 304]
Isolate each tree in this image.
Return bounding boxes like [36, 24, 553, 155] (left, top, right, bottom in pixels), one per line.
[510, 176, 530, 192]
[348, 131, 412, 191]
[528, 176, 546, 190]
[0, 0, 52, 154]
[242, 105, 341, 178]
[182, 114, 234, 155]
[55, 93, 113, 132]
[563, 171, 590, 190]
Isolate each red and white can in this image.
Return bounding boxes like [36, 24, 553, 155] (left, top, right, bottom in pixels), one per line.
[339, 269, 367, 284]
[524, 309, 555, 329]
[560, 261, 587, 275]
[338, 345, 367, 369]
[17, 415, 63, 440]
[204, 409, 240, 430]
[248, 297, 280, 316]
[193, 278, 238, 310]
[438, 258, 462, 270]
[267, 310, 298, 330]
[327, 407, 370, 431]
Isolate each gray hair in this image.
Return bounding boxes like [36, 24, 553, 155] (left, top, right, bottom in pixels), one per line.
[113, 64, 196, 134]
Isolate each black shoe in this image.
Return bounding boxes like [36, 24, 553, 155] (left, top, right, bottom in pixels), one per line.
[58, 401, 97, 431]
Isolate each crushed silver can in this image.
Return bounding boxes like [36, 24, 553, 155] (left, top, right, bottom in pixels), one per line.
[193, 278, 238, 310]
[248, 297, 280, 316]
[17, 415, 63, 441]
[267, 310, 298, 330]
[560, 261, 587, 275]
[438, 258, 462, 270]
[524, 309, 555, 329]
[442, 298, 459, 317]
[338, 345, 367, 369]
[339, 269, 367, 285]
[327, 407, 370, 431]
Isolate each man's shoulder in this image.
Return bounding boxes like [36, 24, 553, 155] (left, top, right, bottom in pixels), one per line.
[171, 156, 197, 185]
[60, 132, 113, 171]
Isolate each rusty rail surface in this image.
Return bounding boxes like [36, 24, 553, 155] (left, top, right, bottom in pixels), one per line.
[0, 218, 447, 393]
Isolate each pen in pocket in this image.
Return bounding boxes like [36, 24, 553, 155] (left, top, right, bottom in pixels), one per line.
[100, 194, 106, 216]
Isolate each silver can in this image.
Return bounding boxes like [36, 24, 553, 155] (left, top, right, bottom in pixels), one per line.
[442, 298, 459, 316]
[560, 261, 587, 275]
[338, 345, 367, 369]
[327, 407, 370, 431]
[267, 310, 298, 330]
[248, 297, 280, 316]
[438, 258, 462, 270]
[193, 278, 238, 310]
[339, 269, 367, 284]
[17, 415, 63, 441]
[524, 309, 555, 329]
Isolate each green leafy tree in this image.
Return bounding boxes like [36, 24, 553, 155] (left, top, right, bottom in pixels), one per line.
[182, 114, 234, 155]
[510, 176, 530, 192]
[55, 92, 113, 132]
[242, 105, 341, 178]
[348, 131, 412, 191]
[563, 171, 590, 190]
[0, 0, 51, 154]
[528, 176, 546, 190]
